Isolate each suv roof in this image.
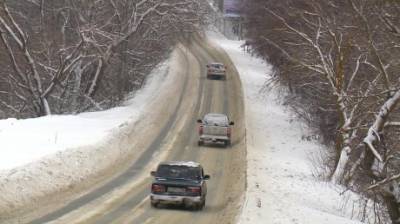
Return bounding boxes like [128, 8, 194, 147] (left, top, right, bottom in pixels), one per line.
[159, 161, 201, 168]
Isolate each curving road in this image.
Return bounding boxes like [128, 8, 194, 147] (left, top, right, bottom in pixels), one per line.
[22, 36, 246, 224]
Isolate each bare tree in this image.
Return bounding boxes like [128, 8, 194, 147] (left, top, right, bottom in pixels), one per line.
[0, 0, 207, 117]
[242, 0, 400, 222]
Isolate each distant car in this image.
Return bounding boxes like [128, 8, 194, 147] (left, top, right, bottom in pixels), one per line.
[150, 161, 210, 210]
[206, 62, 226, 80]
[197, 113, 234, 147]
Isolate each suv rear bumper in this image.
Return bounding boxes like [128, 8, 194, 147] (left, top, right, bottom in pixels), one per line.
[207, 72, 225, 75]
[150, 194, 202, 204]
[207, 72, 226, 79]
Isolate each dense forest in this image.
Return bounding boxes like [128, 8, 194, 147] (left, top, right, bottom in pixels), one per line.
[241, 0, 400, 223]
[0, 0, 207, 118]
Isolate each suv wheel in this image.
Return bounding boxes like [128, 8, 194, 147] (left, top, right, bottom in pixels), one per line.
[198, 140, 204, 146]
[200, 199, 206, 209]
[195, 199, 205, 210]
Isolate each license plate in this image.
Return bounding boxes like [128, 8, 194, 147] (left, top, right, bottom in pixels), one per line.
[168, 187, 185, 193]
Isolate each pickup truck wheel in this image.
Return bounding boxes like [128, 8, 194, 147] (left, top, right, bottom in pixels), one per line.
[223, 140, 230, 147]
[150, 200, 159, 208]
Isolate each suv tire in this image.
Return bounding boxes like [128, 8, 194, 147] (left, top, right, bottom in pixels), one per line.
[195, 199, 205, 210]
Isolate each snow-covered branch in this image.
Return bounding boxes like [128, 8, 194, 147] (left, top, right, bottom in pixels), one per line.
[363, 89, 400, 161]
[367, 173, 400, 191]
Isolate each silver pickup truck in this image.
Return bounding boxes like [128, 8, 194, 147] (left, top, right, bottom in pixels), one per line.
[197, 113, 234, 147]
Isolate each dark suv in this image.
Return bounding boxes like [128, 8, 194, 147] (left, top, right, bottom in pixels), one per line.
[150, 161, 210, 210]
[206, 62, 226, 80]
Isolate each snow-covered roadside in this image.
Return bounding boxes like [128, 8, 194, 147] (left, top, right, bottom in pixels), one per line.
[207, 31, 369, 224]
[0, 65, 168, 171]
[0, 46, 188, 219]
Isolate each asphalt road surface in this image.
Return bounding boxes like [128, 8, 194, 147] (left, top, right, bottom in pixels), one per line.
[14, 36, 246, 224]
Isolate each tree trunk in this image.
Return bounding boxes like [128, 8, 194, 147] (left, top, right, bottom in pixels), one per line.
[40, 97, 51, 116]
[331, 145, 350, 183]
[362, 149, 376, 179]
[331, 95, 352, 183]
[384, 194, 400, 224]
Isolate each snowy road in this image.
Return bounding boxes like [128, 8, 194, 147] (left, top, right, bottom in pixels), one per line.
[19, 37, 246, 224]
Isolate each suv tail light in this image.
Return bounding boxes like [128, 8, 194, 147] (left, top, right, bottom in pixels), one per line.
[151, 184, 166, 193]
[227, 127, 231, 137]
[187, 186, 201, 194]
[198, 125, 203, 135]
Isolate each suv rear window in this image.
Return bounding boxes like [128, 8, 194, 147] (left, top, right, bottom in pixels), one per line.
[156, 165, 202, 180]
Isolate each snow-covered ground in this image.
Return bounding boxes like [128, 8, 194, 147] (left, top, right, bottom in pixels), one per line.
[0, 64, 168, 170]
[0, 49, 182, 218]
[207, 31, 370, 224]
[0, 28, 372, 223]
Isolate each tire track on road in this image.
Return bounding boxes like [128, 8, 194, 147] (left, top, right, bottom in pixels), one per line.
[28, 46, 194, 224]
[92, 42, 208, 224]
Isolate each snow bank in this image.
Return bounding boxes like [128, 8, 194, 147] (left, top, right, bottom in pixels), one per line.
[0, 66, 166, 170]
[207, 30, 370, 224]
[0, 46, 187, 219]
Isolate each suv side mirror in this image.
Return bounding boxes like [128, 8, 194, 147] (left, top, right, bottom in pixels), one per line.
[206, 65, 210, 68]
[203, 174, 210, 180]
[150, 171, 156, 176]
[197, 119, 202, 123]
[229, 121, 234, 125]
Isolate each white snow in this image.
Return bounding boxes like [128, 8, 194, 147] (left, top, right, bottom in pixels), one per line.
[206, 30, 372, 224]
[0, 27, 374, 223]
[0, 52, 179, 219]
[0, 63, 168, 171]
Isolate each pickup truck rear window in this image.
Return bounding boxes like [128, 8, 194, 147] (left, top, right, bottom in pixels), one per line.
[204, 116, 228, 126]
